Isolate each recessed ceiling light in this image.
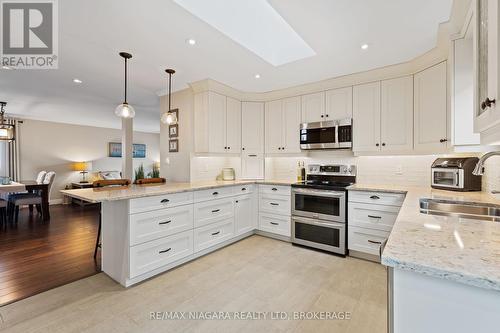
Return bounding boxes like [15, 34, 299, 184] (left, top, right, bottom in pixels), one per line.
[2, 65, 12, 70]
[73, 78, 83, 84]
[361, 44, 369, 50]
[254, 74, 260, 79]
[186, 38, 196, 45]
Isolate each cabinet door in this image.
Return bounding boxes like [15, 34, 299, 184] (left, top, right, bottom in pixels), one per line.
[241, 102, 264, 153]
[353, 82, 381, 152]
[381, 76, 414, 151]
[301, 92, 325, 122]
[414, 62, 448, 151]
[282, 96, 302, 153]
[325, 87, 353, 119]
[225, 97, 241, 152]
[235, 195, 255, 235]
[265, 100, 283, 154]
[207, 92, 227, 153]
[241, 153, 264, 179]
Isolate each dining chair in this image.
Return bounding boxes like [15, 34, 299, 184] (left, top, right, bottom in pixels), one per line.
[0, 199, 7, 228]
[135, 177, 166, 185]
[8, 171, 56, 224]
[92, 178, 131, 259]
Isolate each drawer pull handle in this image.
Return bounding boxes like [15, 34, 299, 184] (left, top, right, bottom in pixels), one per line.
[158, 220, 172, 225]
[271, 188, 278, 191]
[367, 240, 382, 245]
[368, 215, 382, 219]
[248, 154, 257, 157]
[212, 209, 220, 213]
[241, 188, 246, 191]
[212, 191, 219, 196]
[211, 231, 221, 236]
[160, 199, 170, 203]
[369, 195, 380, 200]
[270, 222, 279, 225]
[159, 248, 172, 254]
[270, 203, 279, 206]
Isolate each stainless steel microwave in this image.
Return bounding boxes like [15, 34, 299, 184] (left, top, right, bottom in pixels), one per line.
[300, 118, 352, 150]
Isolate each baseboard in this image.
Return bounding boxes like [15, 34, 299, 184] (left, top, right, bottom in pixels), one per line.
[49, 199, 63, 205]
[255, 230, 291, 242]
[349, 249, 380, 263]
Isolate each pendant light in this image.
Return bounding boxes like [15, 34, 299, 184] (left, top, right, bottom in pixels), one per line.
[114, 52, 135, 118]
[160, 69, 177, 125]
[0, 102, 15, 141]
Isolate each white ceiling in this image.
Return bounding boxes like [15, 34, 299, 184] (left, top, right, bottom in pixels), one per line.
[0, 0, 453, 133]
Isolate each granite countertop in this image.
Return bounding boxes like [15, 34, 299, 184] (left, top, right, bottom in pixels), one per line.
[348, 183, 500, 291]
[60, 179, 294, 203]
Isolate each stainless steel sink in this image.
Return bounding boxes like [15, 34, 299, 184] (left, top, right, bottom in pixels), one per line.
[419, 198, 500, 222]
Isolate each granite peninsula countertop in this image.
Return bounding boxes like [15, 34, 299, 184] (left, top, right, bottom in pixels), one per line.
[348, 184, 500, 291]
[60, 179, 294, 203]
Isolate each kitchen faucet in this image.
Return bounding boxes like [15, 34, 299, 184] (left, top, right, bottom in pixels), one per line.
[472, 152, 500, 194]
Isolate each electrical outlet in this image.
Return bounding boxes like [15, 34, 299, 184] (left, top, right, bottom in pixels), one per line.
[395, 165, 403, 175]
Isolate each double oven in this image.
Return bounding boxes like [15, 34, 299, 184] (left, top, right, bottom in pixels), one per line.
[291, 164, 356, 255]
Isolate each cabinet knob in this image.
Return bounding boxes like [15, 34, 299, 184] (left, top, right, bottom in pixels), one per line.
[481, 98, 496, 110]
[228, 147, 230, 150]
[439, 139, 448, 143]
[376, 143, 380, 147]
[242, 147, 245, 150]
[224, 147, 227, 150]
[325, 114, 329, 118]
[382, 143, 386, 146]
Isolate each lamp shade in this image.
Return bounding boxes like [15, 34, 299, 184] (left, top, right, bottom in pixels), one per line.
[73, 162, 92, 172]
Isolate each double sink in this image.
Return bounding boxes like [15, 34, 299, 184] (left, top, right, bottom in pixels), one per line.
[420, 198, 500, 222]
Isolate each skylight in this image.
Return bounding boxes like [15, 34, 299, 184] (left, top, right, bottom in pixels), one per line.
[173, 0, 316, 66]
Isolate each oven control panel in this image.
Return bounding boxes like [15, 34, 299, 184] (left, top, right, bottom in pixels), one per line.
[308, 164, 356, 176]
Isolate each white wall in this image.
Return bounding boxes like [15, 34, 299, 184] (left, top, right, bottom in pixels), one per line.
[18, 119, 160, 203]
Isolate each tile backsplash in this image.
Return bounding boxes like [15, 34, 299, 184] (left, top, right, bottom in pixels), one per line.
[190, 155, 241, 181]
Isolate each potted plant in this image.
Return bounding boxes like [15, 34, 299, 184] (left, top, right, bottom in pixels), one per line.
[134, 164, 145, 183]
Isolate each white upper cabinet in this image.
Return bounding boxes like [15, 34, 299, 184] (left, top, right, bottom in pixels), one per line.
[414, 62, 448, 151]
[194, 91, 241, 154]
[473, 0, 500, 144]
[265, 97, 302, 154]
[353, 82, 381, 152]
[381, 76, 414, 151]
[282, 96, 302, 153]
[301, 92, 325, 122]
[225, 97, 241, 152]
[325, 87, 353, 120]
[241, 102, 264, 153]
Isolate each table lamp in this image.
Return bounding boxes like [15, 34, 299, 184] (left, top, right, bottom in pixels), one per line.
[73, 162, 92, 183]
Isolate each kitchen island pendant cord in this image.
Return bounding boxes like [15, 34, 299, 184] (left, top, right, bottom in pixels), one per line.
[114, 52, 135, 118]
[162, 68, 177, 125]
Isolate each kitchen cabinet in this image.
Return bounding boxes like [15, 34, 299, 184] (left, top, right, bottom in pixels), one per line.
[325, 87, 353, 120]
[241, 153, 264, 179]
[194, 91, 241, 154]
[235, 194, 255, 236]
[241, 102, 264, 153]
[473, 0, 500, 144]
[258, 185, 292, 238]
[381, 76, 414, 151]
[265, 97, 301, 154]
[301, 92, 325, 122]
[353, 82, 381, 152]
[414, 62, 448, 151]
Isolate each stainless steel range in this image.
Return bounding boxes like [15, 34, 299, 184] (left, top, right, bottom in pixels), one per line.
[291, 164, 356, 255]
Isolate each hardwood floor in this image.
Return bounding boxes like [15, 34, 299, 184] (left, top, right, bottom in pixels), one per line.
[0, 204, 101, 306]
[0, 235, 387, 333]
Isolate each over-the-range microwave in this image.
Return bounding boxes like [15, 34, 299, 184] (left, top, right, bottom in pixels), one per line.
[300, 118, 352, 150]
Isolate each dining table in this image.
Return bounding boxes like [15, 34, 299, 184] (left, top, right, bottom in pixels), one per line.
[0, 180, 50, 221]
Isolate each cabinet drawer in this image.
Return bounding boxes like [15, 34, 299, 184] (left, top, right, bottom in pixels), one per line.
[259, 184, 291, 196]
[348, 226, 389, 256]
[259, 194, 291, 216]
[348, 190, 405, 206]
[194, 197, 234, 228]
[194, 217, 235, 252]
[194, 186, 234, 202]
[348, 202, 399, 232]
[258, 213, 291, 237]
[232, 184, 254, 195]
[129, 192, 193, 214]
[129, 230, 193, 278]
[130, 205, 194, 246]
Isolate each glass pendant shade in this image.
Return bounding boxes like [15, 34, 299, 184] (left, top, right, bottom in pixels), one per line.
[115, 102, 136, 118]
[0, 125, 14, 141]
[161, 111, 177, 125]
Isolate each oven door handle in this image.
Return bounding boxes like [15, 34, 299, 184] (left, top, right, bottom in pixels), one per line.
[292, 188, 345, 198]
[292, 216, 345, 229]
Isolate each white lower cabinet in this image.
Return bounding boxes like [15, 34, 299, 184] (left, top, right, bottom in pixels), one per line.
[348, 226, 389, 256]
[130, 205, 194, 246]
[348, 202, 399, 232]
[194, 217, 235, 252]
[235, 194, 256, 236]
[129, 230, 194, 278]
[194, 197, 234, 228]
[258, 213, 291, 237]
[259, 194, 291, 215]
